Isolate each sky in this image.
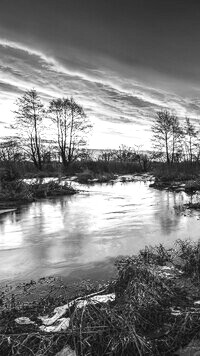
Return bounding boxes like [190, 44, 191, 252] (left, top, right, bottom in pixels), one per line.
[0, 0, 200, 149]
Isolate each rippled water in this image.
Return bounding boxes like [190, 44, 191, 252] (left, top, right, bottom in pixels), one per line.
[0, 180, 199, 281]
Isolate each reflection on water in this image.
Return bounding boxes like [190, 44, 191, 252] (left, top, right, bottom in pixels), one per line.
[0, 181, 199, 281]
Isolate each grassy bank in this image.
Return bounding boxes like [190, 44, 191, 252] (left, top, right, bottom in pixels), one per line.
[1, 239, 200, 355]
[0, 179, 76, 209]
[152, 161, 200, 181]
[150, 162, 200, 194]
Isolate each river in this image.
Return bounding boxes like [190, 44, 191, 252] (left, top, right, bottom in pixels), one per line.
[0, 179, 199, 282]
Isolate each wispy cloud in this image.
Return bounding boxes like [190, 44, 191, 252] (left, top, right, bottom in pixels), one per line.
[0, 38, 199, 148]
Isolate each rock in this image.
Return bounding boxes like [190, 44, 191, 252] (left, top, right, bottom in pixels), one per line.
[55, 345, 76, 356]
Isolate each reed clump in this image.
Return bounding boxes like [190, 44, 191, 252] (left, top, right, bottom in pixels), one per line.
[29, 180, 76, 198]
[0, 179, 76, 206]
[152, 161, 200, 182]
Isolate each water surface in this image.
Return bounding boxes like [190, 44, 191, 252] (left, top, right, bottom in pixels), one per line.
[0, 181, 199, 281]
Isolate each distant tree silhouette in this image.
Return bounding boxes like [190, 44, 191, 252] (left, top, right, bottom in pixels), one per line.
[49, 97, 91, 168]
[183, 117, 199, 161]
[13, 89, 45, 170]
[115, 145, 137, 162]
[170, 114, 183, 163]
[152, 110, 182, 164]
[0, 138, 22, 162]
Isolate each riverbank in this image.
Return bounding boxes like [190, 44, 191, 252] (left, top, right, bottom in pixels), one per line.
[0, 180, 76, 210]
[150, 162, 200, 194]
[0, 173, 154, 210]
[150, 177, 200, 193]
[1, 239, 200, 355]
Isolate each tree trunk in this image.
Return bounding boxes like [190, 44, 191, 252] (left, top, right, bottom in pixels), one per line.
[165, 134, 170, 164]
[33, 106, 42, 170]
[61, 149, 68, 168]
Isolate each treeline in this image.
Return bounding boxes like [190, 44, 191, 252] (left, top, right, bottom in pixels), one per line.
[0, 88, 152, 177]
[0, 139, 151, 178]
[152, 110, 200, 164]
[1, 91, 200, 178]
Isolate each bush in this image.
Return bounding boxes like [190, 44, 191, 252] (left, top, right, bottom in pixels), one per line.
[153, 162, 200, 182]
[29, 180, 76, 198]
[0, 179, 76, 204]
[76, 169, 94, 183]
[0, 180, 33, 202]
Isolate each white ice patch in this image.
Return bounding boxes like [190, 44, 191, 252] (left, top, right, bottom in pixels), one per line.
[16, 291, 115, 334]
[15, 317, 35, 325]
[38, 293, 115, 326]
[76, 293, 115, 309]
[38, 301, 74, 326]
[40, 317, 70, 332]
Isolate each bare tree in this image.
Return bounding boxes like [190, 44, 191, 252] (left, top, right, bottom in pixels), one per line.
[98, 149, 116, 162]
[133, 145, 152, 171]
[0, 138, 23, 162]
[152, 110, 182, 164]
[170, 115, 183, 163]
[49, 97, 91, 168]
[13, 89, 45, 170]
[115, 145, 136, 162]
[152, 111, 172, 164]
[183, 117, 199, 161]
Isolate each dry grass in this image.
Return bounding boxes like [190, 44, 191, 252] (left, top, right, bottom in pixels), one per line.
[1, 240, 200, 355]
[152, 161, 200, 182]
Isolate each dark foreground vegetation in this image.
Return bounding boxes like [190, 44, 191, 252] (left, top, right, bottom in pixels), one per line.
[1, 239, 200, 355]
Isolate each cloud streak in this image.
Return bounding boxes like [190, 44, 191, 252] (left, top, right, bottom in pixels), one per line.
[0, 37, 200, 148]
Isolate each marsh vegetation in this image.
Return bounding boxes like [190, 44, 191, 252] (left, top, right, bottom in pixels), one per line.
[1, 91, 200, 356]
[1, 240, 200, 355]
